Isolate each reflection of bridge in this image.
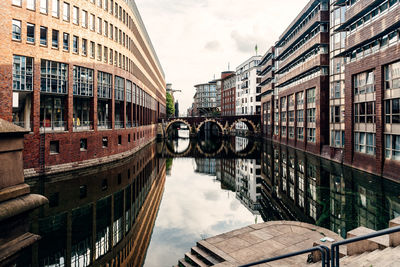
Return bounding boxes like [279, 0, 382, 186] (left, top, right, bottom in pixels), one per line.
[157, 138, 260, 159]
[164, 115, 261, 136]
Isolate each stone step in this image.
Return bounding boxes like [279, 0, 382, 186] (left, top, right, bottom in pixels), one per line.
[185, 252, 209, 267]
[389, 216, 400, 247]
[191, 246, 221, 265]
[178, 258, 195, 267]
[346, 226, 389, 256]
[197, 240, 236, 263]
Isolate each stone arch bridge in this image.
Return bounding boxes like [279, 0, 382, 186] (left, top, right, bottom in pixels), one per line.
[164, 115, 261, 136]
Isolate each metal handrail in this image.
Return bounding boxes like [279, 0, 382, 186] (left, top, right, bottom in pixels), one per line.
[238, 245, 330, 267]
[330, 225, 400, 267]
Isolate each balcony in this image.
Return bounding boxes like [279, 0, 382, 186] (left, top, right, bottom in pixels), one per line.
[73, 121, 93, 132]
[40, 121, 67, 133]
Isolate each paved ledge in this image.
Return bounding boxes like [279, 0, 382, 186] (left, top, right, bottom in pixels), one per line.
[201, 221, 343, 267]
[24, 137, 156, 178]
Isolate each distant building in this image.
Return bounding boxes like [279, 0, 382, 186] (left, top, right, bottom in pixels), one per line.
[236, 56, 262, 116]
[221, 71, 236, 116]
[193, 81, 219, 116]
[175, 101, 179, 117]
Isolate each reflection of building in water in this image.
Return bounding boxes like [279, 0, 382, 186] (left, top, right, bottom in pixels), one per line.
[17, 143, 166, 267]
[259, 140, 400, 237]
[235, 136, 249, 152]
[220, 159, 236, 192]
[194, 158, 217, 176]
[235, 158, 261, 214]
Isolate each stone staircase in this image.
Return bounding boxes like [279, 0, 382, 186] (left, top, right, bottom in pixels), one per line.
[176, 240, 227, 267]
[309, 216, 400, 266]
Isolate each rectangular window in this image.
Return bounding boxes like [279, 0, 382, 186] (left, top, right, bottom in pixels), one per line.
[103, 46, 108, 63]
[385, 134, 400, 161]
[354, 102, 375, 123]
[330, 106, 341, 123]
[354, 71, 375, 95]
[12, 0, 22, 6]
[82, 38, 87, 56]
[385, 98, 400, 124]
[355, 132, 376, 155]
[27, 23, 35, 43]
[80, 139, 87, 151]
[110, 23, 113, 39]
[50, 141, 60, 154]
[296, 91, 304, 106]
[104, 21, 108, 37]
[90, 41, 95, 58]
[40, 59, 68, 94]
[97, 17, 102, 34]
[73, 66, 94, 96]
[297, 127, 304, 140]
[40, 0, 47, 13]
[52, 0, 59, 17]
[73, 6, 79, 24]
[63, 32, 69, 50]
[288, 127, 294, 139]
[13, 55, 34, 91]
[72, 35, 78, 53]
[97, 44, 102, 61]
[115, 76, 124, 101]
[12, 20, 21, 41]
[306, 88, 315, 103]
[63, 2, 70, 21]
[297, 110, 304, 122]
[52, 29, 59, 48]
[307, 128, 316, 143]
[40, 26, 47, 45]
[27, 0, 36, 10]
[90, 14, 95, 31]
[98, 71, 112, 99]
[82, 10, 88, 28]
[102, 137, 108, 148]
[384, 61, 400, 90]
[307, 108, 316, 123]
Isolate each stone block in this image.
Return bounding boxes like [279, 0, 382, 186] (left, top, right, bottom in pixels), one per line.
[389, 216, 400, 247]
[346, 227, 388, 256]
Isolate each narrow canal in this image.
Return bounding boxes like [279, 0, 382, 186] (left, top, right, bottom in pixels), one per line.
[16, 134, 400, 267]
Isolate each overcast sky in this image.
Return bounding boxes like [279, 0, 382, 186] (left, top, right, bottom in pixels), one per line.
[135, 0, 309, 114]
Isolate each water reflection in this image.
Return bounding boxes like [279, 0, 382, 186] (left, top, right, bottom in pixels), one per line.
[9, 136, 400, 267]
[16, 143, 166, 267]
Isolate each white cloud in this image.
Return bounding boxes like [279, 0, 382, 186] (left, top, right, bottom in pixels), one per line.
[135, 0, 310, 114]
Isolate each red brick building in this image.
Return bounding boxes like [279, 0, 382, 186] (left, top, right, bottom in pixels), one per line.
[1, 0, 166, 175]
[335, 0, 400, 179]
[259, 47, 275, 139]
[220, 71, 236, 116]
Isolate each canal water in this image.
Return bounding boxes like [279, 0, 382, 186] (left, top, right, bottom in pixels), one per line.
[14, 134, 400, 267]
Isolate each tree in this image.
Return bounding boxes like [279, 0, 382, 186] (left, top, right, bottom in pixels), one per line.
[166, 92, 175, 118]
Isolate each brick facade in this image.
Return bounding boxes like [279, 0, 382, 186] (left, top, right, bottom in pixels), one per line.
[0, 0, 166, 174]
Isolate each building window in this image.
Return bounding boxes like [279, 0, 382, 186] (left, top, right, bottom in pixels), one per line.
[355, 132, 376, 155]
[40, 95, 66, 130]
[103, 46, 108, 63]
[89, 14, 95, 31]
[97, 44, 102, 61]
[82, 38, 87, 56]
[50, 141, 60, 154]
[73, 6, 79, 24]
[330, 106, 341, 123]
[62, 32, 69, 51]
[385, 61, 400, 90]
[297, 110, 304, 122]
[306, 108, 316, 123]
[40, 59, 68, 94]
[12, 20, 21, 41]
[354, 71, 375, 95]
[72, 35, 78, 53]
[79, 185, 87, 198]
[331, 81, 341, 99]
[104, 21, 108, 37]
[385, 134, 400, 161]
[12, 0, 22, 6]
[97, 71, 112, 99]
[40, 26, 47, 45]
[115, 76, 124, 101]
[307, 128, 316, 143]
[297, 127, 304, 140]
[13, 55, 34, 91]
[306, 88, 315, 104]
[288, 111, 295, 122]
[90, 41, 95, 58]
[331, 130, 344, 148]
[51, 29, 59, 48]
[102, 137, 108, 148]
[73, 66, 94, 96]
[288, 127, 294, 139]
[80, 139, 87, 151]
[118, 135, 122, 145]
[27, 23, 35, 43]
[82, 10, 88, 28]
[73, 98, 91, 129]
[27, 0, 36, 10]
[354, 102, 375, 123]
[281, 126, 286, 137]
[97, 17, 102, 34]
[385, 98, 400, 124]
[52, 0, 59, 17]
[63, 2, 70, 21]
[296, 91, 304, 106]
[40, 0, 47, 13]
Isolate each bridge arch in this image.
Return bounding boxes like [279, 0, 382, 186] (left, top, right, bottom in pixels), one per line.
[164, 139, 193, 157]
[165, 119, 192, 134]
[196, 119, 224, 134]
[229, 118, 257, 133]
